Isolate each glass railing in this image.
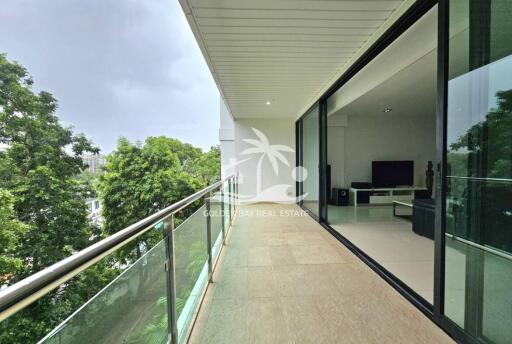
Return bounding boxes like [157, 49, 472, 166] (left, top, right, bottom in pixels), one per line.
[209, 191, 224, 267]
[0, 175, 238, 344]
[173, 204, 209, 343]
[41, 234, 169, 344]
[223, 181, 231, 232]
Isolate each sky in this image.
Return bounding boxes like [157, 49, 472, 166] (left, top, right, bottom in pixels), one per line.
[0, 0, 220, 153]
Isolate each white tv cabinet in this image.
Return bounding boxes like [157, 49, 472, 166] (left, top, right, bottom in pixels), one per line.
[349, 186, 427, 207]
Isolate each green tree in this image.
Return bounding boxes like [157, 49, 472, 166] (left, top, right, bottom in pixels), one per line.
[98, 137, 221, 339]
[0, 53, 106, 343]
[0, 53, 221, 343]
[0, 54, 100, 273]
[190, 145, 221, 184]
[0, 188, 28, 284]
[98, 137, 217, 262]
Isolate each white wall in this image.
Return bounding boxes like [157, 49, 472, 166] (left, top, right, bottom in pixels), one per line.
[327, 115, 347, 188]
[219, 96, 296, 203]
[342, 115, 436, 187]
[327, 126, 345, 188]
[219, 99, 235, 179]
[234, 118, 296, 203]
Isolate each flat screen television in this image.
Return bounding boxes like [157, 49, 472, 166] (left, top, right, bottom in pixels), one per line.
[372, 160, 414, 188]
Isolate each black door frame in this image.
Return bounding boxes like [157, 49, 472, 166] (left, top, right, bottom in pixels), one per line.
[295, 120, 303, 207]
[433, 1, 476, 342]
[296, 103, 321, 221]
[434, 0, 448, 328]
[319, 100, 328, 222]
[295, 0, 481, 343]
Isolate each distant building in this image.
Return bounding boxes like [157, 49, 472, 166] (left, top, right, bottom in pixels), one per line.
[85, 198, 103, 227]
[82, 154, 106, 174]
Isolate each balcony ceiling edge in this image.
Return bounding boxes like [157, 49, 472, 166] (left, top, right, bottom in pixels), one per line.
[178, 0, 415, 120]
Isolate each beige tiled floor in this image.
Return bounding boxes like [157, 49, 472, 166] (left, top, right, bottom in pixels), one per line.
[329, 205, 435, 303]
[188, 204, 454, 344]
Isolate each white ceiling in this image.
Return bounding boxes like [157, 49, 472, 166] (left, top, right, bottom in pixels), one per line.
[331, 49, 437, 120]
[179, 0, 413, 119]
[328, 5, 437, 120]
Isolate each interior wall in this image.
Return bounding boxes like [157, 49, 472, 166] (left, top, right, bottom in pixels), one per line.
[344, 114, 436, 187]
[302, 112, 319, 201]
[327, 125, 346, 188]
[234, 118, 296, 202]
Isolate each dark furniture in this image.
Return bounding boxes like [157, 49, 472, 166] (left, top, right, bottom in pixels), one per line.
[350, 182, 372, 204]
[414, 189, 431, 199]
[331, 188, 349, 206]
[412, 198, 435, 239]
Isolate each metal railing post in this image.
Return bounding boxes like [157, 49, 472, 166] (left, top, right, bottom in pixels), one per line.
[233, 176, 238, 210]
[205, 194, 213, 282]
[232, 177, 235, 218]
[228, 179, 232, 224]
[164, 214, 178, 344]
[233, 176, 238, 216]
[235, 174, 238, 208]
[220, 186, 225, 244]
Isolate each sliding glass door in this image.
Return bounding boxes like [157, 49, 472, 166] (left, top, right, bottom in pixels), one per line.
[301, 105, 320, 217]
[443, 0, 512, 342]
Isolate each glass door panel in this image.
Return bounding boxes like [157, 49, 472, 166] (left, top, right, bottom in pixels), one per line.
[444, 0, 512, 342]
[302, 105, 320, 216]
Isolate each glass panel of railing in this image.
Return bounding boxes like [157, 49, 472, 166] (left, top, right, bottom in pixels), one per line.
[223, 182, 231, 230]
[230, 180, 235, 222]
[173, 205, 208, 343]
[210, 190, 223, 263]
[40, 227, 168, 344]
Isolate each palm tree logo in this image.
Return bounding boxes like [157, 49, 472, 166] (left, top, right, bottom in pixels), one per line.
[240, 128, 294, 195]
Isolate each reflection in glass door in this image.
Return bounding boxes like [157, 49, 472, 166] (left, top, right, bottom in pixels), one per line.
[444, 0, 512, 342]
[301, 105, 320, 216]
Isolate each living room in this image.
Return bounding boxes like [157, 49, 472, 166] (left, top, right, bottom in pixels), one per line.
[325, 6, 437, 305]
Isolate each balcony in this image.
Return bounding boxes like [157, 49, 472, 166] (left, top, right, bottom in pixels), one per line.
[188, 203, 453, 344]
[0, 177, 453, 343]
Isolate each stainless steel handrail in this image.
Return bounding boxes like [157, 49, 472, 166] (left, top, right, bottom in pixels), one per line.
[446, 175, 512, 183]
[0, 174, 236, 322]
[445, 232, 512, 262]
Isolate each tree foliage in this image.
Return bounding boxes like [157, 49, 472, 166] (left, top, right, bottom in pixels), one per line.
[0, 53, 221, 343]
[96, 137, 220, 339]
[98, 136, 219, 262]
[0, 54, 100, 273]
[0, 188, 28, 283]
[0, 54, 103, 343]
